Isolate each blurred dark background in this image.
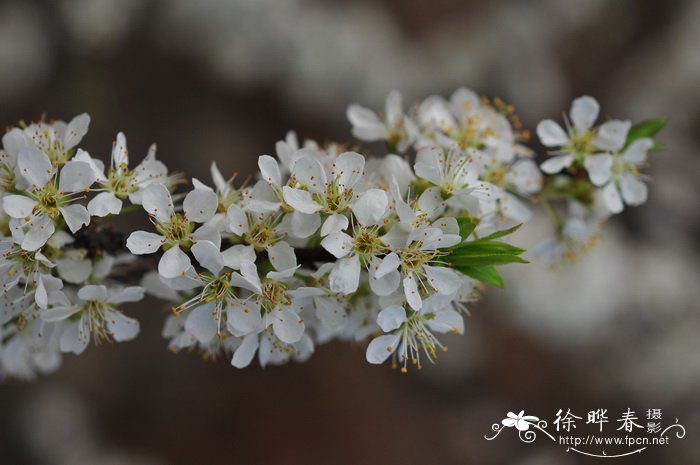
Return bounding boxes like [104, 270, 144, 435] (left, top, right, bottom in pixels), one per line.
[1, 0, 699, 464]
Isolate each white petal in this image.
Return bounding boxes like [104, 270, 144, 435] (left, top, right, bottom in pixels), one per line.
[210, 161, 227, 192]
[78, 284, 109, 302]
[107, 286, 145, 304]
[59, 204, 90, 233]
[366, 334, 401, 364]
[59, 161, 96, 192]
[320, 213, 349, 236]
[18, 147, 53, 188]
[385, 89, 403, 126]
[282, 186, 321, 214]
[369, 257, 401, 296]
[291, 156, 326, 192]
[258, 155, 282, 187]
[328, 255, 361, 294]
[320, 231, 353, 259]
[111, 132, 129, 172]
[272, 307, 305, 344]
[377, 305, 407, 332]
[56, 258, 92, 284]
[87, 192, 122, 217]
[351, 189, 388, 227]
[230, 260, 261, 293]
[227, 300, 262, 336]
[221, 244, 256, 270]
[570, 96, 599, 131]
[142, 183, 175, 223]
[73, 149, 106, 182]
[602, 182, 624, 214]
[424, 265, 462, 295]
[158, 246, 192, 279]
[314, 297, 347, 331]
[623, 138, 653, 165]
[226, 204, 249, 235]
[403, 274, 422, 311]
[185, 302, 218, 343]
[332, 152, 365, 190]
[584, 153, 613, 186]
[267, 241, 297, 271]
[41, 305, 79, 322]
[540, 155, 575, 174]
[376, 252, 400, 278]
[536, 120, 568, 147]
[231, 333, 259, 368]
[595, 120, 631, 152]
[428, 309, 464, 334]
[126, 231, 164, 254]
[104, 309, 140, 342]
[2, 195, 38, 219]
[183, 189, 218, 223]
[60, 318, 90, 354]
[414, 147, 444, 185]
[63, 113, 90, 150]
[21, 215, 55, 251]
[620, 172, 648, 206]
[191, 240, 224, 274]
[347, 105, 386, 141]
[192, 225, 221, 249]
[290, 210, 321, 239]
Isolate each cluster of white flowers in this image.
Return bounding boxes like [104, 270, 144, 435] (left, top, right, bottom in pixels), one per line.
[0, 89, 664, 379]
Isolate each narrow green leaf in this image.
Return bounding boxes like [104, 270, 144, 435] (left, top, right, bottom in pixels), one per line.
[624, 118, 667, 149]
[448, 254, 529, 266]
[449, 241, 526, 257]
[474, 224, 523, 242]
[455, 265, 504, 287]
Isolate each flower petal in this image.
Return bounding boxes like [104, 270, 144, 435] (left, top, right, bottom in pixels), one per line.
[191, 240, 224, 274]
[87, 192, 122, 217]
[142, 183, 175, 223]
[183, 189, 218, 223]
[620, 172, 648, 206]
[351, 188, 388, 227]
[540, 154, 575, 174]
[602, 182, 624, 214]
[185, 302, 218, 343]
[584, 153, 613, 186]
[158, 245, 192, 279]
[231, 333, 259, 368]
[282, 186, 322, 214]
[258, 155, 282, 187]
[59, 204, 90, 233]
[377, 305, 407, 332]
[59, 161, 96, 193]
[595, 120, 631, 152]
[126, 231, 164, 255]
[570, 96, 599, 131]
[320, 231, 353, 259]
[536, 120, 568, 147]
[104, 309, 140, 342]
[366, 333, 401, 364]
[328, 255, 361, 294]
[267, 241, 297, 271]
[226, 204, 249, 236]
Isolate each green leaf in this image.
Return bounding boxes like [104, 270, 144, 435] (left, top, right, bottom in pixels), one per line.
[456, 217, 479, 240]
[624, 118, 667, 149]
[474, 224, 523, 242]
[448, 254, 529, 266]
[448, 241, 526, 257]
[454, 265, 504, 287]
